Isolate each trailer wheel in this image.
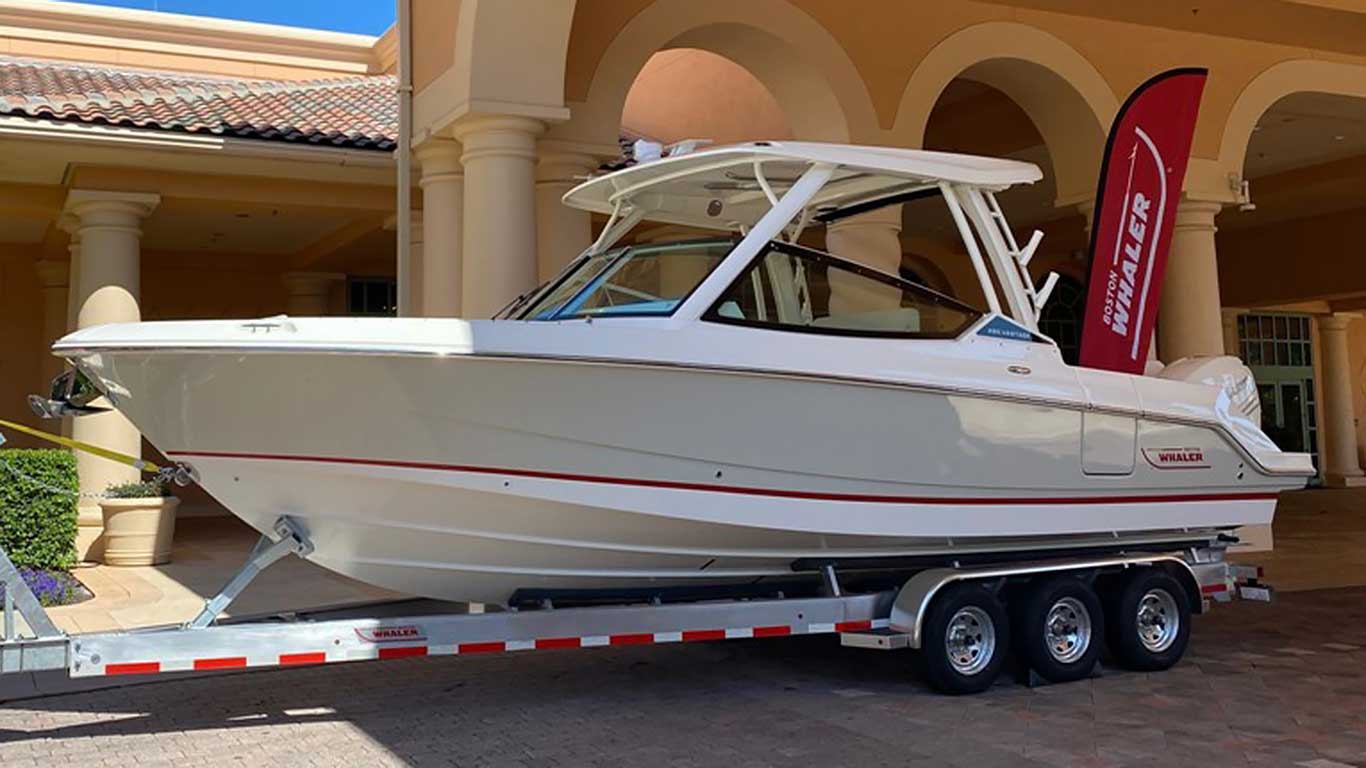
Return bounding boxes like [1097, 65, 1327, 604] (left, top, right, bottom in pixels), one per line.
[1106, 570, 1191, 671]
[921, 582, 1009, 695]
[1014, 576, 1103, 683]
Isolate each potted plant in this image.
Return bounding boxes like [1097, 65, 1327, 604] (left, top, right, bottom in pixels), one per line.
[99, 480, 179, 566]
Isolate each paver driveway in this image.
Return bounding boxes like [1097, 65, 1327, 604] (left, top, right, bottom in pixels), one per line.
[2, 587, 1365, 768]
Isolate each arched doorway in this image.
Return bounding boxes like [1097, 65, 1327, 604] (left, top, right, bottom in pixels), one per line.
[1216, 78, 1366, 483]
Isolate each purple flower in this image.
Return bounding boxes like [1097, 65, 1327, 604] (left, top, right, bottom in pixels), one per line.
[0, 566, 83, 607]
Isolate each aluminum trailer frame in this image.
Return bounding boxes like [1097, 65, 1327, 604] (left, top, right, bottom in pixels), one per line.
[2, 514, 1244, 687]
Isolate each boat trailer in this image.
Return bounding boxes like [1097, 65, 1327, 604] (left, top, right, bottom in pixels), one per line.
[1, 515, 1269, 696]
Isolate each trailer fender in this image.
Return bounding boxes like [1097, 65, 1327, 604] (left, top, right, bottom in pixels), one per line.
[888, 554, 1202, 649]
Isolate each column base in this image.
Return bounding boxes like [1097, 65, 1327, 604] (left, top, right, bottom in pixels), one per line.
[1324, 473, 1366, 488]
[75, 504, 105, 563]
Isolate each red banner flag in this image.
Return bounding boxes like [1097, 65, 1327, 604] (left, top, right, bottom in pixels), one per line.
[1078, 68, 1208, 374]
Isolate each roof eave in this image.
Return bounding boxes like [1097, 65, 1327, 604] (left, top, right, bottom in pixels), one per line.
[0, 114, 395, 167]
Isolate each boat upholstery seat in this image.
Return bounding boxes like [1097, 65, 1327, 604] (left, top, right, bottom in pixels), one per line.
[811, 307, 921, 333]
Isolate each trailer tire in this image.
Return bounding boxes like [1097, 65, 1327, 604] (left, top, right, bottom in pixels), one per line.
[921, 582, 1009, 695]
[1014, 576, 1103, 684]
[1106, 570, 1191, 671]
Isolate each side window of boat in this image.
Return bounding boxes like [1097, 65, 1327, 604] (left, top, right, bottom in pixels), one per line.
[704, 243, 980, 338]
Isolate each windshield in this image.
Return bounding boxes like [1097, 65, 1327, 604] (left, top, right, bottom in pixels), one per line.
[520, 239, 734, 321]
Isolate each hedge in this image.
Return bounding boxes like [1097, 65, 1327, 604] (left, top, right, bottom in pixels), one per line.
[0, 449, 79, 571]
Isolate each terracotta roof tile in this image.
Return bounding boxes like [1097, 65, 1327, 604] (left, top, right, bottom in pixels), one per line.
[0, 55, 396, 151]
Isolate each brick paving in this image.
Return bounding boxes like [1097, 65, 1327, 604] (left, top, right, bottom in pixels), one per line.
[3, 588, 1366, 767]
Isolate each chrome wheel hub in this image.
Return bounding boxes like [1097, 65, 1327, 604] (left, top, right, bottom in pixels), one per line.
[1043, 596, 1092, 664]
[1136, 588, 1180, 652]
[944, 606, 996, 676]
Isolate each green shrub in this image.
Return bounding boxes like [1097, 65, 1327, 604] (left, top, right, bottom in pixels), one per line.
[105, 479, 171, 498]
[0, 449, 78, 570]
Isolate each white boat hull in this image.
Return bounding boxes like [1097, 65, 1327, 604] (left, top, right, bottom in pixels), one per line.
[62, 325, 1302, 604]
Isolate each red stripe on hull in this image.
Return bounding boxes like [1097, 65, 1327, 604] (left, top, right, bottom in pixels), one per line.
[167, 450, 1281, 507]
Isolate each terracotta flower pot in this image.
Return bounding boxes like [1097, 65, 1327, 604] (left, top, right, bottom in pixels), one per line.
[99, 496, 180, 566]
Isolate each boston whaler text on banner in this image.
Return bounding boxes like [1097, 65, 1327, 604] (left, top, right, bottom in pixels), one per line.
[1079, 68, 1208, 374]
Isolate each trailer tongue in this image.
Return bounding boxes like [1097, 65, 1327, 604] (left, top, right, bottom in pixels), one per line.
[2, 512, 1264, 696]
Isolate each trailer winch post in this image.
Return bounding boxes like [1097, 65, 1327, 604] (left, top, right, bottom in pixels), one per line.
[185, 516, 313, 630]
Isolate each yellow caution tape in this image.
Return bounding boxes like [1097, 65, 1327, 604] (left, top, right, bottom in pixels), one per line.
[0, 417, 163, 474]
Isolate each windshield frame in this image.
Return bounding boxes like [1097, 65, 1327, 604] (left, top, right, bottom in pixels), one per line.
[516, 237, 739, 322]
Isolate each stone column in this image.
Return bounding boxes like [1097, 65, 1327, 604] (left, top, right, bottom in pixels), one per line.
[283, 272, 343, 316]
[1318, 314, 1365, 487]
[824, 205, 903, 314]
[1158, 199, 1225, 363]
[1221, 307, 1247, 357]
[535, 145, 598, 283]
[65, 190, 159, 562]
[416, 139, 463, 317]
[406, 211, 424, 315]
[34, 260, 70, 386]
[383, 212, 426, 315]
[453, 116, 544, 318]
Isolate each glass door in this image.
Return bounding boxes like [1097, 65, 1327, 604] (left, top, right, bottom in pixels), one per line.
[1238, 313, 1319, 478]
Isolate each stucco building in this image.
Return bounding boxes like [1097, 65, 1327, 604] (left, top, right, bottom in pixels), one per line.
[2, 0, 1366, 560]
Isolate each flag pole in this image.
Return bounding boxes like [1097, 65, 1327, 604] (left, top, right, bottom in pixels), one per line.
[395, 0, 413, 317]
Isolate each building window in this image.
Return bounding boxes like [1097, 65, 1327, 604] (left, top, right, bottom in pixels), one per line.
[1037, 274, 1083, 365]
[347, 277, 397, 317]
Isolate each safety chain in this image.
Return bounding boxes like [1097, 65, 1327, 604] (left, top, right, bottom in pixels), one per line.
[0, 461, 188, 501]
[0, 459, 105, 500]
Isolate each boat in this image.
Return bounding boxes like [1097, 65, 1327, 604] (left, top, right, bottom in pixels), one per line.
[50, 142, 1314, 605]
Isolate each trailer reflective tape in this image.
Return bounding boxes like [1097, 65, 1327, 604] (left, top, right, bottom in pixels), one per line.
[70, 596, 889, 678]
[105, 661, 161, 676]
[535, 636, 581, 649]
[835, 620, 873, 632]
[378, 645, 428, 659]
[279, 652, 327, 666]
[458, 641, 505, 654]
[193, 656, 247, 671]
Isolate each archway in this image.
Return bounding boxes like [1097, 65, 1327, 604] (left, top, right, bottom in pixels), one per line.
[621, 48, 792, 146]
[1213, 63, 1366, 484]
[891, 21, 1117, 207]
[552, 0, 877, 150]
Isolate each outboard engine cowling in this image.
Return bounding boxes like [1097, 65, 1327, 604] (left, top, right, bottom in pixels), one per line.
[1157, 355, 1261, 424]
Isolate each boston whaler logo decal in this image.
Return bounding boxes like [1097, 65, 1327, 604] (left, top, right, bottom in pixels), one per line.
[1142, 447, 1210, 470]
[356, 625, 426, 643]
[1077, 69, 1207, 375]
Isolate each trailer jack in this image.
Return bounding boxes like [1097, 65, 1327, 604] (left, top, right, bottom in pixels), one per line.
[185, 516, 313, 630]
